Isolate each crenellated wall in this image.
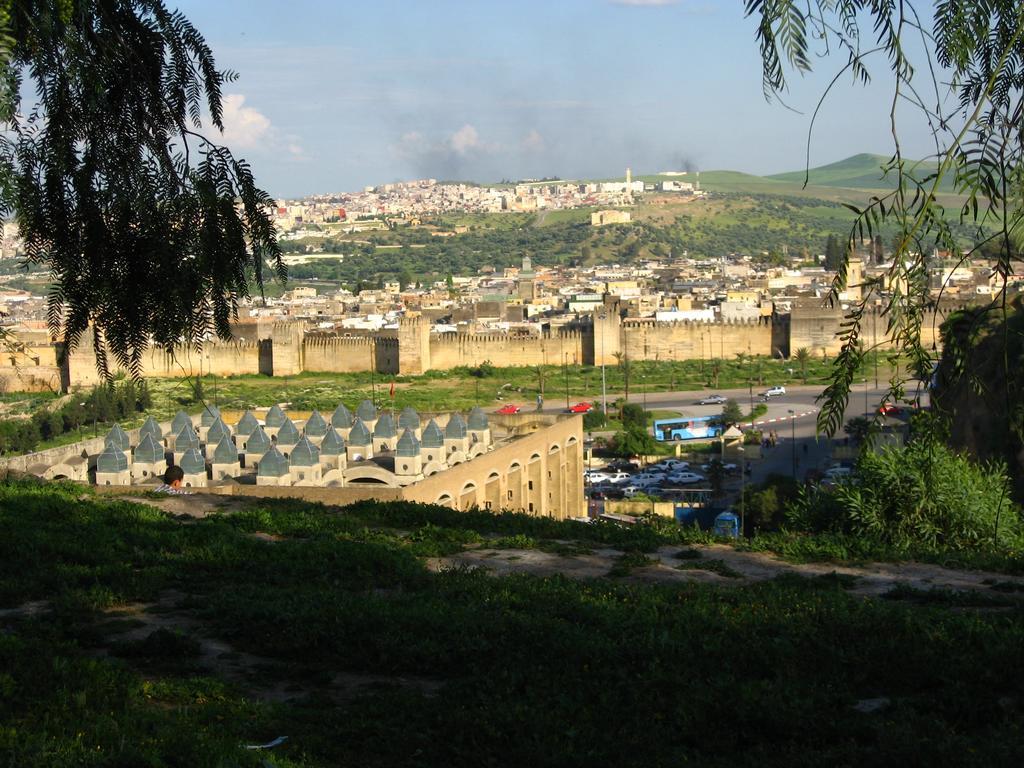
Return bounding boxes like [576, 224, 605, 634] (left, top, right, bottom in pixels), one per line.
[428, 329, 585, 371]
[19, 300, 967, 393]
[621, 316, 773, 361]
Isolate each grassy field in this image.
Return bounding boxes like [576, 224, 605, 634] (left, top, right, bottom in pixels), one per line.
[1, 478, 1023, 766]
[3, 351, 894, 456]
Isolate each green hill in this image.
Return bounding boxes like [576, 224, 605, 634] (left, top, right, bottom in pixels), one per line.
[767, 152, 954, 193]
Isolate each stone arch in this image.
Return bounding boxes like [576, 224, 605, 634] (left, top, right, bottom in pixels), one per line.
[422, 460, 445, 477]
[484, 471, 502, 511]
[507, 461, 524, 510]
[468, 442, 487, 459]
[343, 464, 398, 487]
[448, 450, 467, 465]
[436, 493, 455, 509]
[459, 482, 478, 510]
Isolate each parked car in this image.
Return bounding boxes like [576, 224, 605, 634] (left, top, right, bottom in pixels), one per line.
[878, 402, 899, 416]
[606, 471, 633, 484]
[760, 385, 787, 399]
[566, 402, 594, 413]
[622, 485, 644, 498]
[698, 394, 727, 405]
[658, 459, 690, 470]
[632, 475, 662, 489]
[607, 460, 639, 472]
[584, 471, 611, 484]
[700, 462, 738, 473]
[823, 466, 853, 481]
[496, 403, 522, 415]
[666, 471, 706, 485]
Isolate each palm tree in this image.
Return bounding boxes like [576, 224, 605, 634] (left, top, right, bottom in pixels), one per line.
[794, 348, 811, 383]
[709, 359, 721, 388]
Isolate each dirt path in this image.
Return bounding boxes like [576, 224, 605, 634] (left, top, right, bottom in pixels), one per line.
[428, 543, 1024, 598]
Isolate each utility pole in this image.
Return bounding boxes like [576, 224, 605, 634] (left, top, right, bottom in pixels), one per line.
[598, 311, 608, 416]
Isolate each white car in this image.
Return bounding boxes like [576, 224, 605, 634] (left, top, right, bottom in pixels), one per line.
[760, 386, 787, 399]
[658, 459, 690, 470]
[606, 471, 633, 484]
[622, 486, 644, 498]
[666, 471, 706, 485]
[632, 475, 663, 489]
[584, 471, 611, 484]
[698, 394, 728, 405]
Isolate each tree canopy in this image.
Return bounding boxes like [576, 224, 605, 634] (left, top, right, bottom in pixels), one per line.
[0, 1, 284, 376]
[746, 1, 1024, 436]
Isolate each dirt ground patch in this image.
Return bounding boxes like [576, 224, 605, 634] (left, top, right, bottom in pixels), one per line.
[97, 590, 441, 704]
[428, 543, 1024, 597]
[124, 492, 250, 518]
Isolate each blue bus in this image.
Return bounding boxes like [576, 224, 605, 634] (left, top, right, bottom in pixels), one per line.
[653, 414, 724, 442]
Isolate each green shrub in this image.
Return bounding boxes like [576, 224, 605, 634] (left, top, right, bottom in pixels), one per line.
[787, 442, 1022, 550]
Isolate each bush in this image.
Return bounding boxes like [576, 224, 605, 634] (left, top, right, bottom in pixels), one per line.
[621, 403, 646, 428]
[610, 425, 658, 458]
[787, 442, 1022, 550]
[583, 410, 607, 431]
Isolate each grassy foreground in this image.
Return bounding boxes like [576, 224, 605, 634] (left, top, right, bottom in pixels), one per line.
[2, 479, 1023, 766]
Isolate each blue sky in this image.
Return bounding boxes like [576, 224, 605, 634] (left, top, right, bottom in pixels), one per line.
[176, 0, 944, 197]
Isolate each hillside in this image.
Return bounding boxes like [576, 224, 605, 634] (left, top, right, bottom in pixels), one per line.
[766, 152, 955, 194]
[2, 479, 1024, 765]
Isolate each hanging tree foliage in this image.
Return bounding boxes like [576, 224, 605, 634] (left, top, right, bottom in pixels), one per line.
[745, 1, 1024, 436]
[0, 1, 285, 377]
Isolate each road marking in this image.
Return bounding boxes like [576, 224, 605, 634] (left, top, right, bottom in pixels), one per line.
[749, 407, 816, 427]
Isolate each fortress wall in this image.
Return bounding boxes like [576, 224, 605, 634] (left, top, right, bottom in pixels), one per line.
[64, 338, 261, 386]
[789, 305, 955, 357]
[427, 330, 585, 371]
[0, 341, 63, 392]
[303, 336, 379, 373]
[622, 318, 773, 361]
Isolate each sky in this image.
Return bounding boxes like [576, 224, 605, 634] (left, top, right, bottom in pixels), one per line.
[174, 0, 946, 197]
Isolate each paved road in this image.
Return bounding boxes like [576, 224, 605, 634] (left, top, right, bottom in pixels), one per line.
[508, 380, 929, 486]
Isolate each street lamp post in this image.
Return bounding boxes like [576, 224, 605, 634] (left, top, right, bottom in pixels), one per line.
[788, 409, 796, 479]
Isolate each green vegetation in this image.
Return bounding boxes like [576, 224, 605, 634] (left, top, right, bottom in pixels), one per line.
[2, 478, 1024, 765]
[789, 442, 1020, 551]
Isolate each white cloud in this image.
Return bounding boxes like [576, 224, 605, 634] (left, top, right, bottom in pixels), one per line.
[450, 124, 487, 155]
[521, 129, 546, 152]
[210, 93, 307, 162]
[220, 94, 272, 150]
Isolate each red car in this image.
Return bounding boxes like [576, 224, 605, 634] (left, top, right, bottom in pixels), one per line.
[566, 402, 594, 414]
[496, 404, 522, 415]
[878, 402, 900, 416]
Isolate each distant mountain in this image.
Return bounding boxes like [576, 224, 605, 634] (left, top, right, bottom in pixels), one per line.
[766, 153, 951, 192]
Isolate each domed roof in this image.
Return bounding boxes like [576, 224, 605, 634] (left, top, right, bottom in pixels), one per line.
[319, 427, 346, 455]
[396, 428, 420, 457]
[212, 435, 239, 464]
[139, 416, 163, 442]
[206, 417, 231, 444]
[290, 436, 320, 467]
[244, 426, 271, 453]
[421, 419, 444, 448]
[275, 417, 300, 446]
[200, 404, 221, 427]
[133, 433, 164, 464]
[348, 418, 371, 446]
[373, 412, 396, 438]
[331, 403, 353, 428]
[105, 423, 130, 451]
[467, 406, 489, 431]
[171, 410, 192, 436]
[96, 443, 129, 473]
[398, 406, 420, 431]
[175, 422, 200, 450]
[257, 446, 289, 476]
[179, 447, 206, 475]
[235, 411, 260, 436]
[356, 399, 377, 422]
[303, 409, 328, 437]
[264, 404, 287, 428]
[444, 414, 467, 439]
